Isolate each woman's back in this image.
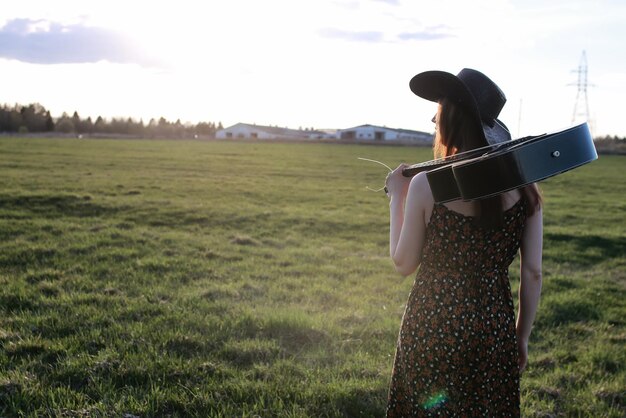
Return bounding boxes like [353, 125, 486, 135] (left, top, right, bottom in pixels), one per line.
[421, 192, 527, 275]
[440, 188, 522, 218]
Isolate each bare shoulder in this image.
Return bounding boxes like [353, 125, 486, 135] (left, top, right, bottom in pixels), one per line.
[502, 188, 523, 210]
[408, 172, 435, 218]
[409, 172, 433, 198]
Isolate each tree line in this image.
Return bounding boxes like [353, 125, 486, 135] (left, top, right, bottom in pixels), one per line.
[594, 134, 626, 142]
[0, 103, 223, 138]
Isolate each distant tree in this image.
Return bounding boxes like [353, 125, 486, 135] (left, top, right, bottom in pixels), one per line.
[136, 119, 145, 136]
[83, 116, 93, 134]
[55, 118, 74, 133]
[9, 108, 23, 132]
[157, 117, 174, 137]
[19, 106, 33, 131]
[45, 111, 54, 131]
[20, 104, 48, 132]
[94, 116, 106, 133]
[173, 119, 184, 138]
[126, 118, 134, 134]
[146, 118, 158, 137]
[72, 111, 82, 133]
[196, 122, 216, 137]
[110, 117, 130, 134]
[123, 117, 144, 136]
[0, 106, 8, 131]
[55, 112, 74, 133]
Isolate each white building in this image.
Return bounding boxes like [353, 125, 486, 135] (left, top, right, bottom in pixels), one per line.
[216, 122, 432, 143]
[216, 123, 333, 140]
[338, 124, 432, 143]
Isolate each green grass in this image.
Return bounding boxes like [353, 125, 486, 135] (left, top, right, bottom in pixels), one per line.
[0, 137, 624, 417]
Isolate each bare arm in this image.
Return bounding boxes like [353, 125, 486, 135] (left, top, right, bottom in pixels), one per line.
[387, 168, 431, 276]
[516, 205, 543, 372]
[389, 189, 407, 261]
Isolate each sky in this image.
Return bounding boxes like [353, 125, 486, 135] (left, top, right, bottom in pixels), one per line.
[1, 0, 625, 138]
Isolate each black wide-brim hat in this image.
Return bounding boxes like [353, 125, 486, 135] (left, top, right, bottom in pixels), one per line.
[409, 68, 511, 145]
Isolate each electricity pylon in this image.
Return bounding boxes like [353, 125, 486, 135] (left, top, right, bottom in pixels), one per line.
[569, 50, 594, 136]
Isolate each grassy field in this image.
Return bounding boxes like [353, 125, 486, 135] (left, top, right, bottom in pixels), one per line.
[0, 137, 624, 417]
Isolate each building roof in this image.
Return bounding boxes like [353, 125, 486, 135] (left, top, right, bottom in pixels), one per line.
[340, 124, 432, 135]
[396, 128, 434, 137]
[224, 123, 315, 137]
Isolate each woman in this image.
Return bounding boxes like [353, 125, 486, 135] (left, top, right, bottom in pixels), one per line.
[385, 69, 543, 417]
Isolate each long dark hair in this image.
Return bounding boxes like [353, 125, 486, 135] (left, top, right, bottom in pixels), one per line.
[435, 98, 542, 227]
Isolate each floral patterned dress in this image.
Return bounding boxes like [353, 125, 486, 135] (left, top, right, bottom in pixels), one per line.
[386, 199, 527, 417]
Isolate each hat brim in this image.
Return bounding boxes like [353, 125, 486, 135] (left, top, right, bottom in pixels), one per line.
[409, 71, 474, 105]
[409, 70, 510, 145]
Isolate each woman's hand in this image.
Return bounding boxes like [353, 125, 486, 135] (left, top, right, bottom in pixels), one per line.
[517, 336, 528, 373]
[385, 164, 411, 199]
